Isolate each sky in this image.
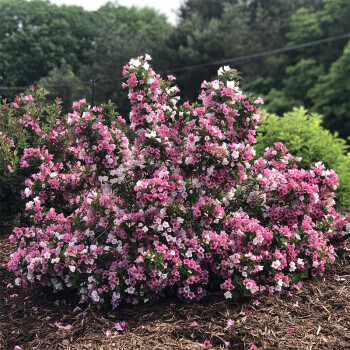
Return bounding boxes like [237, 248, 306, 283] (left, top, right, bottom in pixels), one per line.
[49, 0, 183, 25]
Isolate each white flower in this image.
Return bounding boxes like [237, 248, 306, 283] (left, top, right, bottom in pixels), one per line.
[271, 260, 281, 269]
[222, 158, 229, 165]
[126, 286, 135, 294]
[185, 250, 192, 258]
[227, 189, 235, 199]
[217, 65, 230, 75]
[145, 131, 157, 138]
[226, 80, 236, 89]
[129, 58, 141, 67]
[91, 290, 100, 302]
[232, 151, 239, 159]
[224, 291, 232, 299]
[69, 266, 76, 272]
[212, 81, 220, 90]
[24, 187, 32, 197]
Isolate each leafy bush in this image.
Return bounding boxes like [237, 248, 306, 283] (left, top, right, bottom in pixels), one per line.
[256, 108, 350, 208]
[7, 57, 350, 309]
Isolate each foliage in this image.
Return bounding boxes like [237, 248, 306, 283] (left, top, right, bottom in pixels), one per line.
[172, 0, 349, 140]
[35, 3, 172, 118]
[309, 41, 350, 140]
[38, 59, 89, 114]
[168, 0, 317, 101]
[256, 108, 350, 208]
[0, 0, 99, 98]
[1, 0, 348, 141]
[263, 0, 350, 139]
[7, 58, 350, 309]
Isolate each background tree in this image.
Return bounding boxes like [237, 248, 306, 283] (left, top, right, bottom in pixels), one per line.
[264, 0, 350, 139]
[77, 4, 172, 118]
[309, 41, 350, 140]
[0, 0, 99, 98]
[38, 59, 88, 113]
[166, 0, 322, 103]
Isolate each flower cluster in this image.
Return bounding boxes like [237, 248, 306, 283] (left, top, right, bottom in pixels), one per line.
[6, 56, 350, 308]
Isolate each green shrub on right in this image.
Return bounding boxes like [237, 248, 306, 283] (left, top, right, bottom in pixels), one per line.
[256, 107, 350, 208]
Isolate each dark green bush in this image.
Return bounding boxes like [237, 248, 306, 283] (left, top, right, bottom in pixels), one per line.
[256, 107, 350, 208]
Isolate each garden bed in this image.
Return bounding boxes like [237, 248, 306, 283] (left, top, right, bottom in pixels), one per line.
[1, 233, 350, 350]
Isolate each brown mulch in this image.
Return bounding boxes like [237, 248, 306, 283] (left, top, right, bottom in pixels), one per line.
[1, 235, 350, 349]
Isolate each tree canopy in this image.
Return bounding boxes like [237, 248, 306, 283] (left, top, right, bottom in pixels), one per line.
[0, 0, 349, 140]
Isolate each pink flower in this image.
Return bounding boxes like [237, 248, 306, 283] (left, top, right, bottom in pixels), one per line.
[190, 321, 197, 327]
[114, 321, 128, 331]
[287, 328, 295, 332]
[54, 322, 72, 330]
[226, 319, 235, 327]
[334, 275, 345, 281]
[249, 344, 258, 350]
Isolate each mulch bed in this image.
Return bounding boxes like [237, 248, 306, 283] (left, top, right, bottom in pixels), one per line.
[1, 232, 350, 350]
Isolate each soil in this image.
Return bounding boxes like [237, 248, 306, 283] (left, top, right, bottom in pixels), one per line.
[1, 233, 350, 350]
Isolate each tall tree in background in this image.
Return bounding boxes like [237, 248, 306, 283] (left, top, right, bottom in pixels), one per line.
[310, 41, 350, 140]
[265, 0, 350, 139]
[0, 0, 99, 98]
[38, 59, 88, 113]
[167, 0, 319, 102]
[0, 0, 349, 140]
[77, 4, 172, 118]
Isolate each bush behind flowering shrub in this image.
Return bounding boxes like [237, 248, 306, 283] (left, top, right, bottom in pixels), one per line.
[7, 56, 350, 308]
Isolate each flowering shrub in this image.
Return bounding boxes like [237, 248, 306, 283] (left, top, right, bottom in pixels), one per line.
[0, 89, 66, 227]
[7, 56, 350, 308]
